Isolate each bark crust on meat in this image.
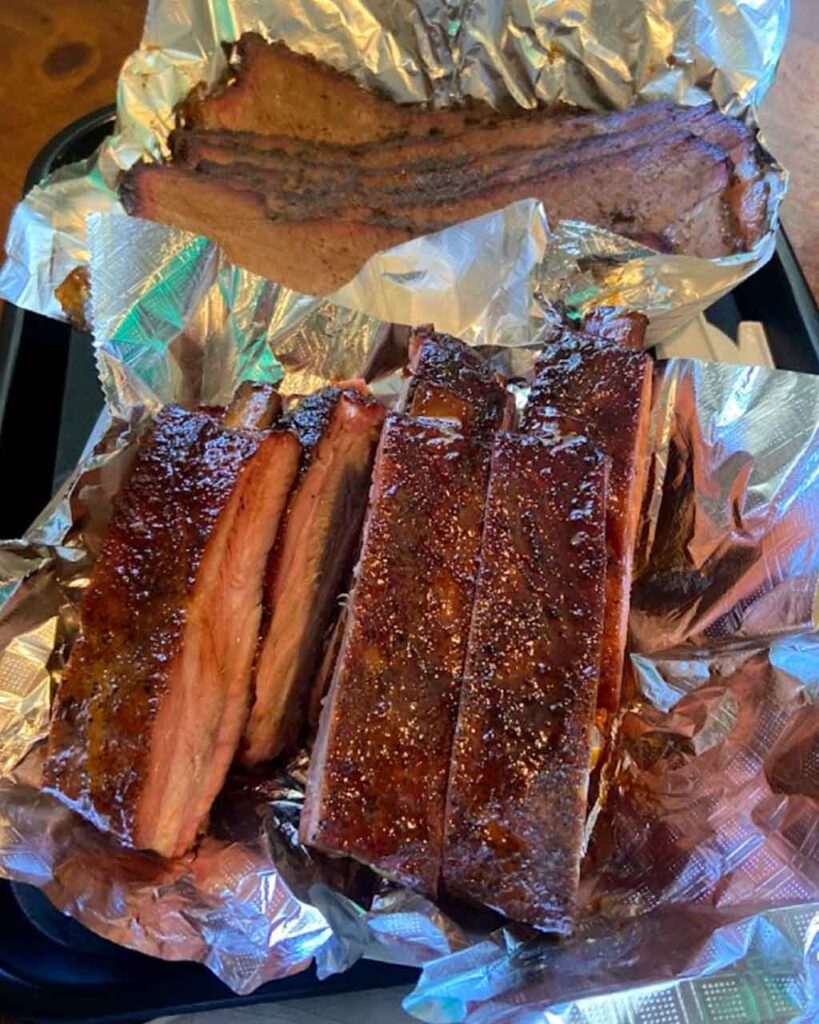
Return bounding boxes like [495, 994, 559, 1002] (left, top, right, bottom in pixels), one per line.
[300, 414, 491, 894]
[180, 34, 498, 144]
[44, 405, 301, 858]
[523, 334, 653, 714]
[301, 333, 507, 893]
[443, 431, 608, 931]
[121, 131, 740, 296]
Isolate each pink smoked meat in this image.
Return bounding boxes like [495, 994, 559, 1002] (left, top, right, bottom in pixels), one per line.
[242, 385, 385, 765]
[44, 404, 300, 857]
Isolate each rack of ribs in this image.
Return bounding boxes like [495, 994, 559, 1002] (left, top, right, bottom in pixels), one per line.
[301, 332, 507, 894]
[44, 402, 301, 858]
[443, 430, 608, 931]
[522, 334, 652, 714]
[242, 384, 385, 765]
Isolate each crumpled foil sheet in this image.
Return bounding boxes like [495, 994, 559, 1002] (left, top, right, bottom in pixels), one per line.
[0, 0, 789, 337]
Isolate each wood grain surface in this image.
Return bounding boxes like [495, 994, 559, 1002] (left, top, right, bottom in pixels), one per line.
[0, 0, 144, 244]
[759, 0, 819, 303]
[0, 0, 816, 301]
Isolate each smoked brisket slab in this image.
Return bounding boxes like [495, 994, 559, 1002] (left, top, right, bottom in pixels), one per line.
[299, 413, 492, 894]
[44, 405, 301, 858]
[442, 431, 608, 931]
[176, 90, 733, 169]
[523, 334, 653, 714]
[181, 34, 497, 144]
[123, 33, 771, 294]
[242, 386, 385, 766]
[171, 105, 732, 211]
[121, 131, 733, 296]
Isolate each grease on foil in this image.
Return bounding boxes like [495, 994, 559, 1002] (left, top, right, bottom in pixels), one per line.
[1, 0, 817, 1021]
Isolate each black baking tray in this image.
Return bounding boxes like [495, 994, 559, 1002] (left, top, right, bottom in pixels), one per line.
[0, 106, 818, 1022]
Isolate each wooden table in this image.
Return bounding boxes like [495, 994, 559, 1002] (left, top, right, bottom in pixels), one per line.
[758, 0, 819, 305]
[0, 0, 817, 302]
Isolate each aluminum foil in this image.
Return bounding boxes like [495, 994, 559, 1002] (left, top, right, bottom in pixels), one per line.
[0, 0, 789, 338]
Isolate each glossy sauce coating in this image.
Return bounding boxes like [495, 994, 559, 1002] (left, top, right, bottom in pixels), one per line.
[581, 307, 648, 350]
[223, 381, 282, 429]
[406, 327, 510, 433]
[44, 405, 300, 852]
[301, 413, 492, 894]
[524, 334, 652, 712]
[443, 431, 608, 931]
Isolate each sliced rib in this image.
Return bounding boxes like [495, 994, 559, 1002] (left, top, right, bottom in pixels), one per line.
[443, 430, 608, 931]
[299, 412, 495, 894]
[523, 334, 653, 713]
[223, 380, 282, 429]
[242, 385, 385, 766]
[404, 326, 511, 431]
[581, 307, 648, 349]
[44, 405, 301, 857]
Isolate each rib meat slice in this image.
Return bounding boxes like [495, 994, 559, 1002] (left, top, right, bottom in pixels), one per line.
[523, 335, 653, 713]
[443, 430, 608, 931]
[582, 307, 648, 350]
[300, 411, 495, 895]
[44, 405, 301, 858]
[404, 326, 511, 431]
[223, 381, 282, 429]
[242, 385, 385, 766]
